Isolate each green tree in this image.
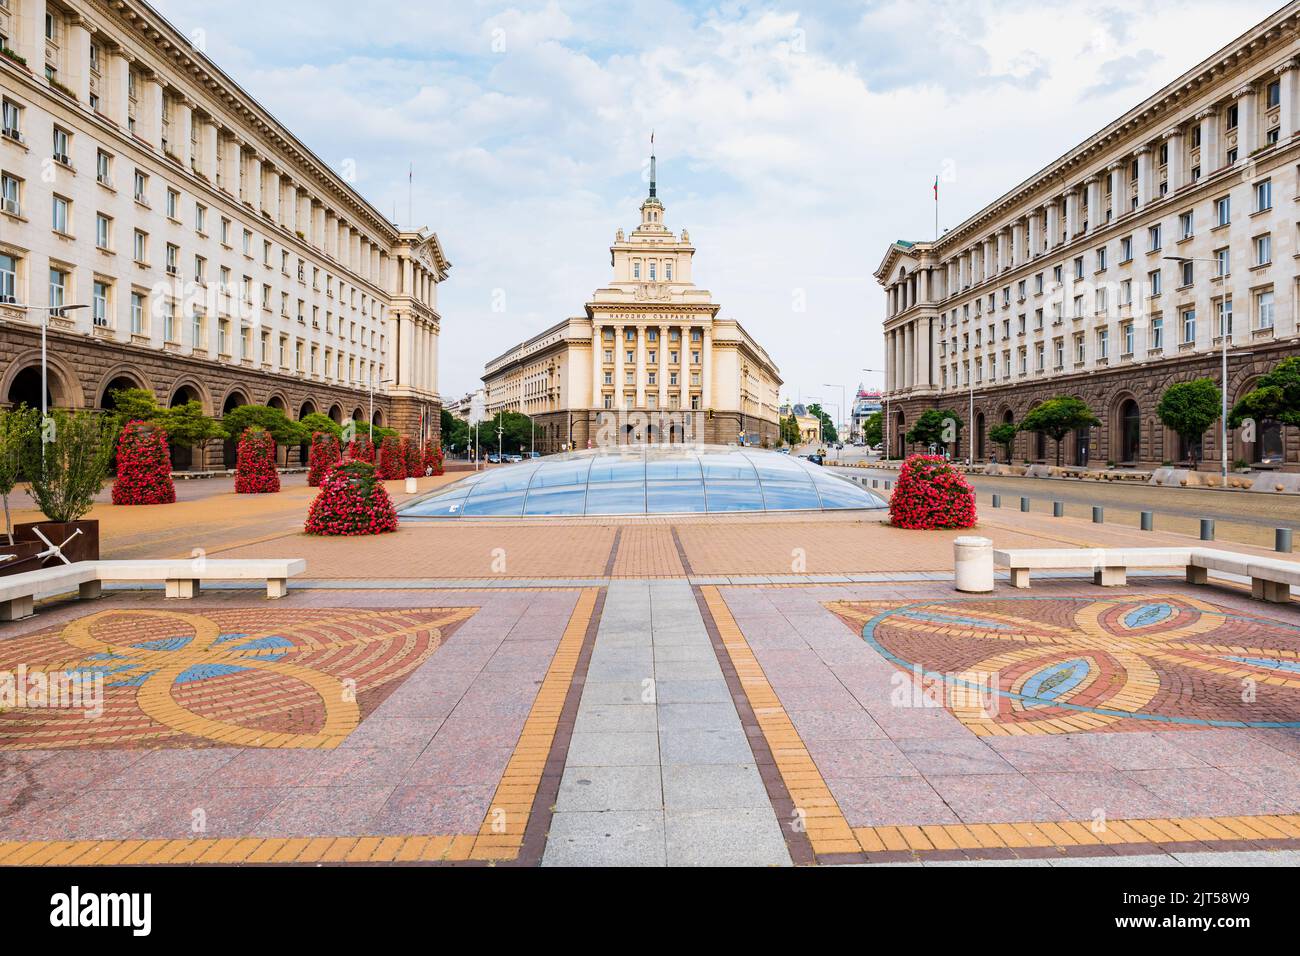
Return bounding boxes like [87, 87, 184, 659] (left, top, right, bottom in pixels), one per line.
[862, 411, 883, 448]
[1019, 397, 1100, 467]
[106, 387, 162, 426]
[806, 404, 838, 444]
[1229, 356, 1300, 433]
[989, 421, 1018, 462]
[441, 408, 469, 453]
[21, 409, 118, 523]
[299, 412, 343, 439]
[484, 411, 533, 454]
[222, 404, 305, 467]
[1157, 378, 1220, 470]
[155, 401, 227, 451]
[780, 412, 802, 447]
[906, 408, 963, 455]
[0, 406, 39, 543]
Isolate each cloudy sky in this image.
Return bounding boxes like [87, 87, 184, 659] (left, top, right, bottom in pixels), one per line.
[152, 0, 1281, 419]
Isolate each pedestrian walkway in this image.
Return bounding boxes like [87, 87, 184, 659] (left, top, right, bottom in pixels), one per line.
[543, 580, 790, 866]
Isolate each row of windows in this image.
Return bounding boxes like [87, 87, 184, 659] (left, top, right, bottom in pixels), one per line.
[940, 291, 1277, 388]
[630, 259, 674, 281]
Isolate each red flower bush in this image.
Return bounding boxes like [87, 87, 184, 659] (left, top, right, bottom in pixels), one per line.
[307, 431, 342, 487]
[376, 435, 405, 480]
[422, 441, 444, 477]
[112, 420, 176, 505]
[401, 437, 422, 478]
[345, 435, 375, 463]
[888, 454, 977, 530]
[234, 426, 280, 494]
[304, 460, 398, 536]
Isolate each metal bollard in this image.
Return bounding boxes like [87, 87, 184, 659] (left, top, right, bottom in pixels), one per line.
[1020, 497, 1030, 513]
[1140, 511, 1153, 531]
[1200, 519, 1215, 541]
[1053, 501, 1064, 518]
[992, 494, 1002, 508]
[1277, 529, 1293, 553]
[1092, 506, 1104, 524]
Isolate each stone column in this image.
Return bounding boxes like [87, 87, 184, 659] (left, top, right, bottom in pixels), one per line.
[1028, 211, 1042, 256]
[174, 97, 193, 170]
[995, 232, 1007, 273]
[1197, 108, 1220, 175]
[138, 72, 164, 151]
[1105, 163, 1122, 220]
[1135, 147, 1153, 210]
[1162, 128, 1184, 192]
[264, 166, 280, 223]
[701, 327, 713, 410]
[1084, 178, 1100, 231]
[658, 324, 669, 410]
[1010, 221, 1022, 265]
[1233, 84, 1258, 158]
[635, 325, 647, 407]
[15, 0, 46, 66]
[1065, 190, 1079, 238]
[245, 150, 263, 211]
[591, 325, 603, 407]
[1046, 202, 1060, 249]
[66, 16, 93, 103]
[1276, 60, 1298, 141]
[106, 48, 132, 128]
[614, 325, 626, 410]
[198, 117, 218, 181]
[904, 322, 915, 389]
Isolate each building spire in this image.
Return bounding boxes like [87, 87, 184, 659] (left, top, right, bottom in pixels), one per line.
[649, 130, 656, 199]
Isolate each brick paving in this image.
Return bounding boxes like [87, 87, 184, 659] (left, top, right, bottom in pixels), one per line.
[2, 478, 1298, 866]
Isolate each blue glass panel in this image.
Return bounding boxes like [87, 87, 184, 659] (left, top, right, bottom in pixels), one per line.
[646, 479, 707, 513]
[759, 480, 823, 511]
[583, 481, 647, 514]
[460, 487, 528, 516]
[646, 455, 702, 480]
[810, 474, 876, 509]
[474, 461, 542, 493]
[588, 455, 645, 484]
[522, 485, 588, 516]
[703, 479, 765, 512]
[527, 457, 593, 488]
[699, 453, 759, 481]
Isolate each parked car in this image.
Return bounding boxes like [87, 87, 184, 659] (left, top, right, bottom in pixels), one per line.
[805, 454, 825, 466]
[486, 453, 501, 464]
[507, 454, 524, 463]
[527, 451, 541, 459]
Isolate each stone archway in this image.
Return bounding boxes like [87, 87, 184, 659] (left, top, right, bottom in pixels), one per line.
[4, 356, 80, 411]
[975, 412, 986, 461]
[221, 390, 250, 469]
[1116, 397, 1141, 465]
[167, 384, 204, 471]
[328, 403, 344, 424]
[97, 368, 149, 411]
[894, 410, 906, 459]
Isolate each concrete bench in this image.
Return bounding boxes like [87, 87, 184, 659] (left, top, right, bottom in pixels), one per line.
[992, 546, 1296, 603]
[0, 558, 306, 621]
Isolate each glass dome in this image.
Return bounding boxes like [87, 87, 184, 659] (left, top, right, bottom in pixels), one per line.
[400, 445, 887, 518]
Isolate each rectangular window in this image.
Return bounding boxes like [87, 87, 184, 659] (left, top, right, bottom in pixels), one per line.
[164, 302, 176, 342]
[1217, 297, 1233, 338]
[95, 213, 110, 250]
[92, 281, 109, 327]
[166, 189, 179, 219]
[1215, 247, 1230, 277]
[130, 292, 144, 334]
[1255, 234, 1271, 266]
[52, 126, 70, 164]
[1255, 179, 1272, 212]
[133, 169, 148, 203]
[48, 268, 67, 311]
[1, 98, 21, 139]
[1215, 195, 1230, 227]
[1123, 322, 1134, 355]
[1096, 247, 1107, 271]
[1097, 327, 1108, 359]
[1180, 259, 1193, 287]
[1148, 224, 1161, 252]
[133, 229, 147, 263]
[1151, 315, 1163, 349]
[1182, 308, 1196, 344]
[1178, 211, 1194, 240]
[0, 252, 16, 303]
[96, 149, 111, 186]
[1120, 236, 1132, 262]
[1148, 269, 1161, 296]
[1257, 290, 1275, 329]
[51, 195, 70, 234]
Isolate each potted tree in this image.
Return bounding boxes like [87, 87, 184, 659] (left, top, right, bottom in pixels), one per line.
[14, 408, 118, 566]
[0, 406, 42, 574]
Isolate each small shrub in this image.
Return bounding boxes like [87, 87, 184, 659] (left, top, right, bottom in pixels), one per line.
[889, 454, 977, 530]
[305, 460, 398, 536]
[234, 426, 280, 494]
[307, 432, 342, 487]
[111, 421, 176, 505]
[376, 435, 405, 480]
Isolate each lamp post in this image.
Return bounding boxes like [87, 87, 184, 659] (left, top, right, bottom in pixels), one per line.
[822, 383, 846, 456]
[1163, 255, 1235, 481]
[13, 304, 88, 461]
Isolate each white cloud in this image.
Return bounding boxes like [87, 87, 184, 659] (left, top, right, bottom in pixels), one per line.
[152, 0, 1280, 408]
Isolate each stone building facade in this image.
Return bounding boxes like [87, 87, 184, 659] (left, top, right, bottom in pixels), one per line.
[0, 0, 448, 467]
[875, 3, 1300, 470]
[481, 158, 783, 453]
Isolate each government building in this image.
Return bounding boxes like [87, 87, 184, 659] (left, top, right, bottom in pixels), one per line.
[481, 157, 782, 452]
[877, 2, 1299, 470]
[0, 0, 448, 467]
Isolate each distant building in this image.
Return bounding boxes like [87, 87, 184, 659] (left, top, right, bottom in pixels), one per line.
[481, 151, 783, 452]
[851, 386, 882, 442]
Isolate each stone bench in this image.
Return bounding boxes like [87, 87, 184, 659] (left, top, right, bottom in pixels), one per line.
[992, 547, 1296, 603]
[0, 558, 306, 621]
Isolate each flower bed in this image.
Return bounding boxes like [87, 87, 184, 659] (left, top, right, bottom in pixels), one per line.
[111, 420, 176, 505]
[234, 426, 280, 494]
[305, 460, 398, 536]
[377, 435, 406, 480]
[888, 454, 977, 530]
[422, 441, 444, 477]
[307, 432, 341, 487]
[345, 436, 375, 463]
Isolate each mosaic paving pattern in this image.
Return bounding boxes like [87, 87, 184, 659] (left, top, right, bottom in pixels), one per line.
[0, 607, 474, 750]
[829, 594, 1300, 735]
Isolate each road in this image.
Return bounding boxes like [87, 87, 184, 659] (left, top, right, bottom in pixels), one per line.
[816, 447, 1300, 550]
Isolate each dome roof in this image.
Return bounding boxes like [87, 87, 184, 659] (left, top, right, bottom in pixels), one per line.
[400, 445, 885, 518]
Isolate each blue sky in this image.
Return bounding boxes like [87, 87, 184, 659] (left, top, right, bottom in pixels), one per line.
[151, 0, 1282, 416]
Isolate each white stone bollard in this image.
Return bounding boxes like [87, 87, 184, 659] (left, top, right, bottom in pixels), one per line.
[405, 477, 418, 494]
[953, 536, 994, 593]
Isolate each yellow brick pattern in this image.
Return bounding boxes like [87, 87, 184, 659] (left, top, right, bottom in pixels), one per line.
[0, 588, 599, 866]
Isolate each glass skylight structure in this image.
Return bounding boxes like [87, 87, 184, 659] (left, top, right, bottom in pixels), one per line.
[400, 445, 886, 518]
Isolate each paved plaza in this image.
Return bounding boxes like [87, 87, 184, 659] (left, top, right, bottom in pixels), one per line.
[1, 477, 1299, 867]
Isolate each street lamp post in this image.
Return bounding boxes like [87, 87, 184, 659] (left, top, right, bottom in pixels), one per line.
[13, 304, 88, 459]
[1163, 256, 1235, 481]
[823, 383, 846, 456]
